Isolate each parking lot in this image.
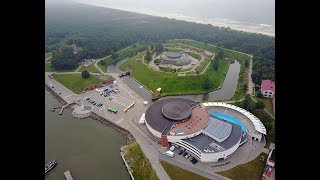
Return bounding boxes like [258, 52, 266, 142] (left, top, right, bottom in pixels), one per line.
[82, 82, 136, 124]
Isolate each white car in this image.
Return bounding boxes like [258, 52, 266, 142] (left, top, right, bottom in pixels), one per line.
[185, 154, 191, 159]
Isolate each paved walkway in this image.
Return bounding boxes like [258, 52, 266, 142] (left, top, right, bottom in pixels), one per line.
[247, 55, 254, 95]
[45, 56, 52, 62]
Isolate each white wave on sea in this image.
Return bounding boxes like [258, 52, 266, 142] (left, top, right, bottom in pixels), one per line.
[77, 2, 275, 37]
[126, 8, 275, 37]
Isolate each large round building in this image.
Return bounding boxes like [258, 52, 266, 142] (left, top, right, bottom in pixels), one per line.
[145, 98, 266, 163]
[160, 52, 191, 66]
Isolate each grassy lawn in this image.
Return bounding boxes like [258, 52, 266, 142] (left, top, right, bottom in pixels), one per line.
[167, 40, 221, 53]
[217, 153, 267, 180]
[253, 96, 274, 115]
[98, 43, 147, 69]
[97, 61, 107, 72]
[53, 74, 113, 94]
[45, 63, 54, 72]
[79, 64, 100, 73]
[195, 56, 212, 73]
[185, 51, 202, 60]
[122, 142, 158, 180]
[164, 47, 182, 52]
[178, 67, 193, 72]
[160, 161, 209, 180]
[119, 54, 229, 96]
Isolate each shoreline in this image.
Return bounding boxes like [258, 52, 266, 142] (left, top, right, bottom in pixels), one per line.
[45, 84, 135, 144]
[78, 2, 274, 37]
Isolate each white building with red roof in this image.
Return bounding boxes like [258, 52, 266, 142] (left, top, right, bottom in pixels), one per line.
[261, 79, 275, 98]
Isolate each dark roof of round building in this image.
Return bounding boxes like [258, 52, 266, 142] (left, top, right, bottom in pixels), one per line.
[145, 98, 196, 134]
[162, 102, 192, 121]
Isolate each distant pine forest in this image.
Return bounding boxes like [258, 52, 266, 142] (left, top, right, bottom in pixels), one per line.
[45, 2, 274, 85]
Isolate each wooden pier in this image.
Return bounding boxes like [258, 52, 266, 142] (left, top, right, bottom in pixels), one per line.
[59, 102, 75, 115]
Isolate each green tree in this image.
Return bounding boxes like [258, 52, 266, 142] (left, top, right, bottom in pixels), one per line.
[255, 101, 266, 109]
[263, 121, 272, 132]
[243, 94, 255, 113]
[145, 51, 152, 62]
[212, 58, 219, 71]
[245, 59, 249, 68]
[99, 60, 105, 66]
[217, 50, 224, 59]
[155, 43, 164, 53]
[242, 84, 248, 91]
[257, 89, 263, 98]
[195, 70, 200, 76]
[150, 44, 155, 51]
[235, 99, 243, 107]
[154, 59, 161, 65]
[267, 126, 275, 142]
[202, 77, 211, 90]
[82, 70, 90, 79]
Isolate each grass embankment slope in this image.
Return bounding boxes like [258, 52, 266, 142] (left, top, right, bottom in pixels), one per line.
[97, 59, 108, 72]
[168, 39, 250, 101]
[122, 142, 158, 180]
[98, 43, 148, 72]
[217, 153, 267, 180]
[160, 161, 209, 180]
[120, 54, 228, 96]
[79, 64, 100, 73]
[53, 74, 113, 94]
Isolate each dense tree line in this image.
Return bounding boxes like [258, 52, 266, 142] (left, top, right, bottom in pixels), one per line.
[252, 56, 275, 85]
[145, 51, 152, 62]
[46, 1, 274, 76]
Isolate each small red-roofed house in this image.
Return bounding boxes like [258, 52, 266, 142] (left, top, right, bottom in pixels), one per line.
[261, 79, 275, 98]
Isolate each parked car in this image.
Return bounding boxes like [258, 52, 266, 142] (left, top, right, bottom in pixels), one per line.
[185, 154, 191, 159]
[192, 159, 198, 164]
[190, 157, 195, 162]
[178, 150, 184, 155]
[183, 152, 187, 156]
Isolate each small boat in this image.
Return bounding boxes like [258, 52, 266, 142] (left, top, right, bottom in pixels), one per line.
[45, 160, 57, 174]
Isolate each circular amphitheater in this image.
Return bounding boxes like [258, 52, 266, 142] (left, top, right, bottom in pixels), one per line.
[160, 52, 191, 66]
[144, 98, 266, 163]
